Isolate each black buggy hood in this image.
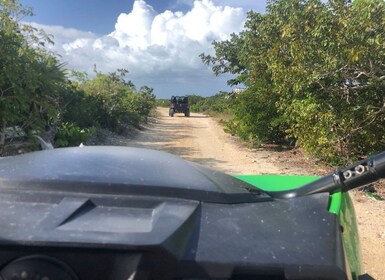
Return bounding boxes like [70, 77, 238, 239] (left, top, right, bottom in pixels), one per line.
[0, 146, 350, 279]
[0, 146, 269, 203]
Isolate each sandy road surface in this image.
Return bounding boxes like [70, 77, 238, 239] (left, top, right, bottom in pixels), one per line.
[126, 108, 326, 175]
[105, 107, 385, 279]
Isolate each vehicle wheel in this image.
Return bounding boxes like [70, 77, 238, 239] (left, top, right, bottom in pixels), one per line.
[185, 110, 190, 117]
[169, 108, 174, 117]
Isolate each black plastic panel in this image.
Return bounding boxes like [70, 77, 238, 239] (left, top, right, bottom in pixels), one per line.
[0, 147, 349, 279]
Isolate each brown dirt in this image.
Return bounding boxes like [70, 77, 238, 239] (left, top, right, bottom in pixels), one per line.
[101, 107, 385, 279]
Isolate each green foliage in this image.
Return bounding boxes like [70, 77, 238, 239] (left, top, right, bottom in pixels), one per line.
[189, 91, 287, 146]
[202, 0, 385, 164]
[186, 94, 205, 107]
[156, 99, 170, 107]
[58, 81, 98, 128]
[200, 33, 249, 86]
[0, 0, 157, 152]
[0, 0, 66, 154]
[157, 94, 204, 109]
[226, 88, 288, 145]
[266, 0, 385, 163]
[138, 86, 157, 117]
[55, 122, 95, 147]
[190, 92, 231, 113]
[67, 69, 156, 132]
[57, 72, 156, 145]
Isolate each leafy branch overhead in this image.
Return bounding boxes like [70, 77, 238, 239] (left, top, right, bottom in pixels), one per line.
[201, 0, 385, 164]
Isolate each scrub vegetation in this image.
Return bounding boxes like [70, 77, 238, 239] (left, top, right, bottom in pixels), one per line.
[200, 0, 385, 165]
[1, 0, 384, 166]
[0, 0, 156, 154]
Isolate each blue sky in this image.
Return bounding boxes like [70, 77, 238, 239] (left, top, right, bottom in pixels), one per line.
[19, 0, 267, 98]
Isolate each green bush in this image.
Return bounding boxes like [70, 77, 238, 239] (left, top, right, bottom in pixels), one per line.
[66, 70, 156, 132]
[156, 99, 169, 107]
[55, 122, 95, 147]
[202, 0, 385, 165]
[190, 92, 231, 113]
[0, 1, 66, 154]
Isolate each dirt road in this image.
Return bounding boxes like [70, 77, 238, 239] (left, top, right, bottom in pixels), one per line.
[105, 107, 385, 279]
[125, 108, 329, 175]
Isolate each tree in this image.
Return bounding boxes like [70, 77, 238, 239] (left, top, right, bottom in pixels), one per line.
[200, 33, 249, 86]
[200, 10, 288, 145]
[202, 0, 385, 163]
[264, 0, 385, 162]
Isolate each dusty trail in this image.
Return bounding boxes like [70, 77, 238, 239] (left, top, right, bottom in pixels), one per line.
[127, 108, 322, 175]
[107, 107, 385, 279]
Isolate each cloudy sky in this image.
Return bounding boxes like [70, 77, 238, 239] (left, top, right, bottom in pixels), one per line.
[19, 0, 267, 98]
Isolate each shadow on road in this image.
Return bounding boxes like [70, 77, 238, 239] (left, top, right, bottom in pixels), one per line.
[187, 115, 209, 119]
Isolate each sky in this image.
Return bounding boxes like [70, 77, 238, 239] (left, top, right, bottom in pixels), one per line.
[19, 0, 267, 98]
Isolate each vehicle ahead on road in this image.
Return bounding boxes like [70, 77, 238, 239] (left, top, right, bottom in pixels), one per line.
[169, 96, 190, 117]
[0, 146, 383, 280]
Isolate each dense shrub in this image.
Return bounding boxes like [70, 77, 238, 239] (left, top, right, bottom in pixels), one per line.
[66, 70, 156, 132]
[55, 122, 95, 147]
[190, 92, 231, 113]
[202, 0, 385, 164]
[0, 0, 66, 154]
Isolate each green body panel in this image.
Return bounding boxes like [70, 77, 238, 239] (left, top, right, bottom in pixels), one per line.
[234, 174, 320, 192]
[329, 192, 342, 214]
[234, 174, 362, 279]
[339, 192, 363, 279]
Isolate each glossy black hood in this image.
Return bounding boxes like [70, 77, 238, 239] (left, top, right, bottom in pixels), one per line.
[0, 146, 268, 203]
[0, 146, 348, 280]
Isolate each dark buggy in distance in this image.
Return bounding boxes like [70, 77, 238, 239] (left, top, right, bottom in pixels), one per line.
[169, 96, 190, 117]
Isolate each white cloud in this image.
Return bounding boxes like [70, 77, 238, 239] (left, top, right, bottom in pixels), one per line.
[29, 23, 97, 47]
[212, 0, 266, 13]
[112, 0, 157, 49]
[30, 0, 247, 96]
